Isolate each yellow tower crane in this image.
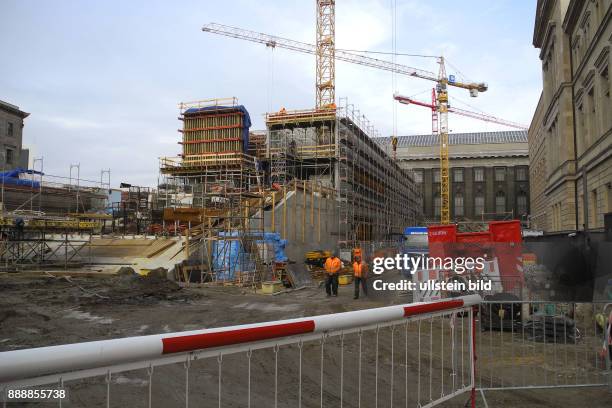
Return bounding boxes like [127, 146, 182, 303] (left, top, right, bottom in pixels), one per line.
[315, 0, 336, 109]
[434, 57, 487, 223]
[202, 2, 488, 224]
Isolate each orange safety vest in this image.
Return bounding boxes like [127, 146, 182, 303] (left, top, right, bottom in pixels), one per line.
[324, 257, 342, 275]
[353, 261, 367, 278]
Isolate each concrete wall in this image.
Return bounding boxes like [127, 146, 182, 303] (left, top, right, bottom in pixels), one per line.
[254, 189, 344, 263]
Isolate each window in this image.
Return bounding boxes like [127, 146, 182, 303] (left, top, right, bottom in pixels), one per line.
[600, 66, 610, 131]
[590, 189, 598, 227]
[495, 168, 505, 182]
[516, 167, 527, 181]
[413, 170, 423, 183]
[495, 192, 506, 214]
[7, 122, 13, 137]
[584, 19, 591, 44]
[454, 193, 464, 217]
[577, 103, 585, 154]
[579, 194, 584, 227]
[474, 168, 484, 182]
[434, 195, 441, 217]
[474, 195, 485, 217]
[517, 193, 528, 215]
[5, 149, 13, 165]
[587, 87, 595, 145]
[572, 36, 581, 68]
[433, 169, 440, 183]
[453, 168, 463, 183]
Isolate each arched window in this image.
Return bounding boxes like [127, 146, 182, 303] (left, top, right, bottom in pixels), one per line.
[474, 194, 485, 217]
[495, 192, 506, 214]
[454, 193, 464, 217]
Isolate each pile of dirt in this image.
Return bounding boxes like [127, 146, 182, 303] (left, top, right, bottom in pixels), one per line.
[0, 270, 201, 307]
[99, 268, 197, 305]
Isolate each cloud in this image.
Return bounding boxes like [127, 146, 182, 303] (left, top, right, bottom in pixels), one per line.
[336, 0, 390, 50]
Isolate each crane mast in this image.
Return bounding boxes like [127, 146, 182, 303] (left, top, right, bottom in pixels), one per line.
[396, 82, 527, 224]
[431, 88, 439, 136]
[437, 58, 451, 224]
[316, 0, 336, 109]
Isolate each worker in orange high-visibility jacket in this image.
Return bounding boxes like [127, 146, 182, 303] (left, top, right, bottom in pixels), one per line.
[352, 255, 368, 299]
[324, 250, 342, 297]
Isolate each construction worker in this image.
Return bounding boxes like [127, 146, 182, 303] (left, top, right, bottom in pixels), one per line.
[324, 250, 342, 297]
[352, 254, 368, 299]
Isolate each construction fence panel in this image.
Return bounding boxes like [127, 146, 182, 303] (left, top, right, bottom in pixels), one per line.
[1, 296, 479, 408]
[476, 300, 612, 398]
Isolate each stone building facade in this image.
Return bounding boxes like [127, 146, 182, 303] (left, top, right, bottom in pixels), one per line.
[377, 131, 530, 223]
[0, 100, 29, 171]
[530, 0, 611, 233]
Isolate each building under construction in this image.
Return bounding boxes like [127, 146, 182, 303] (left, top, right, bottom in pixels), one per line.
[266, 98, 421, 242]
[0, 168, 111, 270]
[159, 97, 422, 285]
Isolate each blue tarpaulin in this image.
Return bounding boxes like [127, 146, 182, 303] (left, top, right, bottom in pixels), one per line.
[183, 105, 252, 152]
[211, 231, 288, 281]
[211, 231, 253, 281]
[0, 168, 43, 189]
[255, 232, 288, 263]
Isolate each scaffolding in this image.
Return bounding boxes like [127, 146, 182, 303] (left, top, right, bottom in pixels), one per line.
[159, 161, 268, 286]
[160, 98, 268, 286]
[266, 108, 336, 186]
[337, 98, 421, 243]
[160, 97, 423, 286]
[0, 165, 109, 269]
[0, 217, 99, 270]
[111, 186, 154, 235]
[265, 98, 422, 246]
[0, 170, 107, 216]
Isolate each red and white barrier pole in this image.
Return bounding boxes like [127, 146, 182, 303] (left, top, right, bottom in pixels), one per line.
[0, 295, 480, 383]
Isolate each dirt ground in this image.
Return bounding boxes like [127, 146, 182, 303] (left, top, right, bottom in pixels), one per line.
[1, 271, 611, 407]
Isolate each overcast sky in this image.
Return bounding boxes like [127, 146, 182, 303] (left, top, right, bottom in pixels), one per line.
[0, 0, 541, 187]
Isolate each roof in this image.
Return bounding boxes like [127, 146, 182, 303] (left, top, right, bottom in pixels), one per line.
[374, 130, 528, 148]
[0, 100, 30, 119]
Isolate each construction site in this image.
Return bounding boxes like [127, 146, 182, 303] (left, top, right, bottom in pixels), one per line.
[1, 1, 611, 407]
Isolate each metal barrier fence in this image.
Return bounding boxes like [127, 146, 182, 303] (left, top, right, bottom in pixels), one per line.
[1, 296, 479, 408]
[476, 300, 612, 403]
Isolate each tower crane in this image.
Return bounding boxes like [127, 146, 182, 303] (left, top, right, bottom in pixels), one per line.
[202, 4, 489, 225]
[201, 23, 487, 106]
[394, 92, 528, 130]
